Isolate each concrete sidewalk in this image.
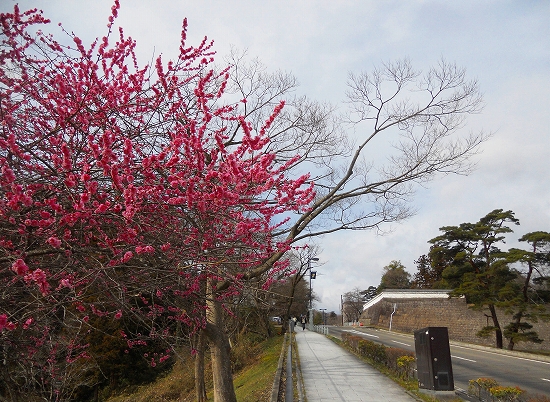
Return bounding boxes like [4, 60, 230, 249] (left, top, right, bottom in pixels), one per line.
[295, 329, 417, 402]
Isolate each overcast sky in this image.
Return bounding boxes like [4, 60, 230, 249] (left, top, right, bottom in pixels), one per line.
[9, 1, 550, 313]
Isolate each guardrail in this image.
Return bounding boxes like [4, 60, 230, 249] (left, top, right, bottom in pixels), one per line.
[314, 325, 328, 335]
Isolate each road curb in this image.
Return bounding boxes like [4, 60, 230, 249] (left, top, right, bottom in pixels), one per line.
[271, 333, 288, 402]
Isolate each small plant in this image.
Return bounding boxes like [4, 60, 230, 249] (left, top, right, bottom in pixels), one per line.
[468, 378, 527, 402]
[396, 355, 415, 379]
[489, 385, 524, 402]
[468, 377, 499, 399]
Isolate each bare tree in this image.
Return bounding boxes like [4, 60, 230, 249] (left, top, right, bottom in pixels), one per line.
[201, 55, 487, 400]
[231, 57, 487, 281]
[343, 288, 366, 322]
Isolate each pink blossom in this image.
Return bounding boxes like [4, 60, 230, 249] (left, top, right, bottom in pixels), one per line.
[1, 164, 16, 183]
[79, 192, 90, 204]
[95, 202, 110, 213]
[47, 236, 62, 248]
[65, 174, 76, 187]
[114, 310, 123, 319]
[61, 143, 72, 170]
[32, 269, 50, 295]
[38, 281, 50, 295]
[135, 245, 154, 254]
[32, 268, 47, 283]
[0, 314, 16, 332]
[122, 251, 133, 263]
[0, 314, 8, 331]
[11, 259, 29, 275]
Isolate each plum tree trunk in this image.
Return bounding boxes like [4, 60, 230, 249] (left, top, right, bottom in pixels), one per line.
[205, 279, 237, 402]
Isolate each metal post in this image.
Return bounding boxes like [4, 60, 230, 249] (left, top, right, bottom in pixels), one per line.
[308, 275, 313, 330]
[308, 259, 313, 311]
[320, 308, 326, 330]
[307, 257, 319, 330]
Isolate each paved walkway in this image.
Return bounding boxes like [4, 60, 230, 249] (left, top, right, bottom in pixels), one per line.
[295, 329, 417, 402]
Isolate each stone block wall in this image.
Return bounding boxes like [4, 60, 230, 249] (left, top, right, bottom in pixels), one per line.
[361, 297, 550, 351]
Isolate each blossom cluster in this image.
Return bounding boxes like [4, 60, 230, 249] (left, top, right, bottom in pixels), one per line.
[0, 3, 315, 386]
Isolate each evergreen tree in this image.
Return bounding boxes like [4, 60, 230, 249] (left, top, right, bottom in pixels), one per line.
[411, 251, 448, 288]
[429, 209, 520, 349]
[378, 260, 411, 291]
[504, 231, 550, 350]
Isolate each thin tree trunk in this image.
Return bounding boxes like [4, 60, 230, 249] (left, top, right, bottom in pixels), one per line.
[282, 274, 302, 334]
[194, 330, 207, 402]
[205, 279, 237, 402]
[488, 304, 503, 348]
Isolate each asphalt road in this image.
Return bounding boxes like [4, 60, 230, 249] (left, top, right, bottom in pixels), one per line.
[327, 326, 550, 398]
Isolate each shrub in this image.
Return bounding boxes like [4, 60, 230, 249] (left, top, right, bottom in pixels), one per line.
[396, 355, 416, 379]
[340, 333, 413, 379]
[342, 333, 362, 353]
[468, 378, 527, 401]
[489, 385, 524, 402]
[385, 347, 414, 371]
[468, 377, 500, 398]
[358, 339, 387, 364]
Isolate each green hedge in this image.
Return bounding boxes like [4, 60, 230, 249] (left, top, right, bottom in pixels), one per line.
[341, 333, 415, 379]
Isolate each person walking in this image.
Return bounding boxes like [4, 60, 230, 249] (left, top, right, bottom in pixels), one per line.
[301, 315, 306, 330]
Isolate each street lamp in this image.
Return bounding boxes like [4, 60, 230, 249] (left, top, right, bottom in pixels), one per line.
[308, 257, 319, 330]
[320, 308, 327, 326]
